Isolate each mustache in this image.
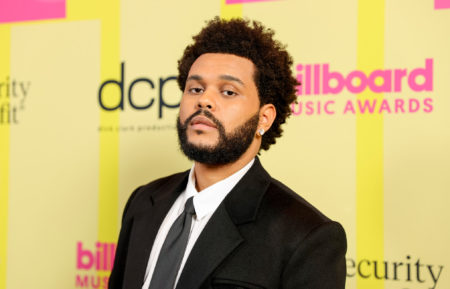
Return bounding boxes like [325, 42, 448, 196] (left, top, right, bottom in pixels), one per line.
[182, 109, 224, 130]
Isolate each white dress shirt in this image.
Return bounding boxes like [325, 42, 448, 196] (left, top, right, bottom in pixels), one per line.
[141, 158, 255, 289]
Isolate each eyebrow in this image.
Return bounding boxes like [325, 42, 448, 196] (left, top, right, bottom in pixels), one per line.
[186, 74, 245, 87]
[219, 74, 245, 87]
[187, 75, 202, 82]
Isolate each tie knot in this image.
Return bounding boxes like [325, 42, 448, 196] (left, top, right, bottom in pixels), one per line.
[184, 197, 196, 215]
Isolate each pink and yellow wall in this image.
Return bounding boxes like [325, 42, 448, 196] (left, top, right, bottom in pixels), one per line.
[1, 0, 449, 288]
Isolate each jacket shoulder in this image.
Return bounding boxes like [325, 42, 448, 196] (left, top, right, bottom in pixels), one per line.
[263, 177, 336, 236]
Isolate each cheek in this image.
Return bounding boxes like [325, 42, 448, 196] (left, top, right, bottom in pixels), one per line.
[226, 105, 250, 124]
[178, 97, 193, 122]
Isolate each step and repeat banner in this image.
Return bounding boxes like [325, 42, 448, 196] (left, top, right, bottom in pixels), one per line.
[0, 0, 449, 288]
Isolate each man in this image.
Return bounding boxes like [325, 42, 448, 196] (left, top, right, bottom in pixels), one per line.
[109, 18, 346, 289]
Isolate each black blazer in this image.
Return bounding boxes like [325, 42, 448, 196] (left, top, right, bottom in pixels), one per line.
[109, 158, 347, 289]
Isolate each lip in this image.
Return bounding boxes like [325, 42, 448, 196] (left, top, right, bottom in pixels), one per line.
[190, 115, 217, 130]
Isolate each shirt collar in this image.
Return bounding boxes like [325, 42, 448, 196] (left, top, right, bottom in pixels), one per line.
[184, 158, 255, 220]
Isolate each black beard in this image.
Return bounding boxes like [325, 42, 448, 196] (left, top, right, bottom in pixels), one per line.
[177, 109, 259, 165]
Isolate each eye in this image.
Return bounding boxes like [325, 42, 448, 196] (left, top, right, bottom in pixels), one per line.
[222, 90, 237, 97]
[188, 87, 204, 94]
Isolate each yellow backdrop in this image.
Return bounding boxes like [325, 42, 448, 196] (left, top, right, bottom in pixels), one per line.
[1, 0, 449, 288]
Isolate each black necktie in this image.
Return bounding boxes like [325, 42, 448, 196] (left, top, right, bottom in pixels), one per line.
[148, 197, 196, 289]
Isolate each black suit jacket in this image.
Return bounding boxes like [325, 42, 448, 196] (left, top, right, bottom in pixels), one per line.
[109, 158, 347, 289]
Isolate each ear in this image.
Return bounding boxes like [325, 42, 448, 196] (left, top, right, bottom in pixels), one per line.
[258, 103, 276, 135]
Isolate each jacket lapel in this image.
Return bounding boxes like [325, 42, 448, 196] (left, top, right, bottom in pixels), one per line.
[123, 171, 189, 289]
[176, 158, 271, 289]
[176, 203, 243, 289]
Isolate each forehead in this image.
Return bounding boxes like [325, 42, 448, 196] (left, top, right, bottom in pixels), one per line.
[188, 53, 256, 83]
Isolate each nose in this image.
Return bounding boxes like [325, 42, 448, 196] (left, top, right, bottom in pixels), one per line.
[196, 89, 216, 110]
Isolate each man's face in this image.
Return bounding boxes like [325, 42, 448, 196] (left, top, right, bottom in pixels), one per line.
[177, 53, 261, 165]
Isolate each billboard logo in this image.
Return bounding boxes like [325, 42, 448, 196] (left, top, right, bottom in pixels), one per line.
[76, 241, 116, 289]
[292, 59, 435, 116]
[77, 241, 116, 271]
[296, 59, 433, 95]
